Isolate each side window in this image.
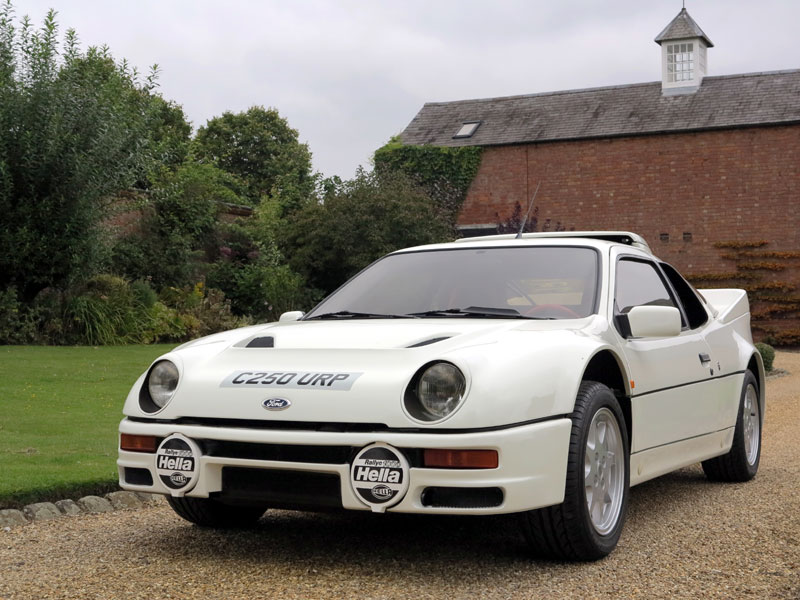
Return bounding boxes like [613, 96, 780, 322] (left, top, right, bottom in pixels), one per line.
[614, 258, 683, 336]
[660, 263, 709, 329]
[616, 259, 676, 312]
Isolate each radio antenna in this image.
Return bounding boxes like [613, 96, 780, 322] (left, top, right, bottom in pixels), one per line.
[516, 180, 541, 239]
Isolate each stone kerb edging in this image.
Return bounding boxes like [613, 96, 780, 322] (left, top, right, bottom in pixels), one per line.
[0, 491, 164, 530]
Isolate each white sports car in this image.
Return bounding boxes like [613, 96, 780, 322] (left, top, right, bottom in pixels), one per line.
[118, 231, 764, 560]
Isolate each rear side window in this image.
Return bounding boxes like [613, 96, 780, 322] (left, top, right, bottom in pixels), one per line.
[660, 263, 708, 329]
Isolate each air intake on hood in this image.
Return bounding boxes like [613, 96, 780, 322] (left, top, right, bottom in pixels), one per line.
[407, 336, 451, 348]
[246, 336, 275, 348]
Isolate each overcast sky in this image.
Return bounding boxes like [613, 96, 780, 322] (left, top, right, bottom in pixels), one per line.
[17, 0, 800, 180]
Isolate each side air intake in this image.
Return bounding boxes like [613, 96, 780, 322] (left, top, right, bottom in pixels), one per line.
[246, 336, 275, 348]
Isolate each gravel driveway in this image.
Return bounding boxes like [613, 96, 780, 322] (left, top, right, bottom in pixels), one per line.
[2, 353, 798, 599]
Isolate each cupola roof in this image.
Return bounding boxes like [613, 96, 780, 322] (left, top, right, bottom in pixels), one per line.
[654, 8, 713, 47]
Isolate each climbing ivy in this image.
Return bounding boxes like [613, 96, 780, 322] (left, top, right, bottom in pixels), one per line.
[688, 240, 800, 345]
[373, 136, 483, 219]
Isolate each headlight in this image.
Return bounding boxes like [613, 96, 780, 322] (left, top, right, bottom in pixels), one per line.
[405, 362, 466, 422]
[142, 360, 179, 412]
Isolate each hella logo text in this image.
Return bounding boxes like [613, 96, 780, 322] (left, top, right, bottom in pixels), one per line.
[354, 466, 401, 483]
[371, 485, 393, 499]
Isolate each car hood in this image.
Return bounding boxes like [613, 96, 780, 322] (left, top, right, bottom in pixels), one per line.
[177, 317, 586, 350]
[125, 317, 602, 428]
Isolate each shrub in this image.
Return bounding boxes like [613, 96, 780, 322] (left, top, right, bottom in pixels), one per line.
[754, 342, 775, 372]
[156, 283, 249, 340]
[62, 275, 148, 345]
[206, 220, 314, 321]
[0, 287, 39, 344]
[139, 301, 187, 343]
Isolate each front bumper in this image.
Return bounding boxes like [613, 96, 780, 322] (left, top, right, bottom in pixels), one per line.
[118, 417, 571, 515]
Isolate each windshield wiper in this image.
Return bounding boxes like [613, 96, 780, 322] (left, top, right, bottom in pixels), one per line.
[407, 306, 540, 319]
[305, 310, 414, 320]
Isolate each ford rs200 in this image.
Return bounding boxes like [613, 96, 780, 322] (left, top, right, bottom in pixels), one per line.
[118, 231, 764, 560]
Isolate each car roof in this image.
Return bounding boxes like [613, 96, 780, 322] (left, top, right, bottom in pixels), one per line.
[395, 231, 654, 255]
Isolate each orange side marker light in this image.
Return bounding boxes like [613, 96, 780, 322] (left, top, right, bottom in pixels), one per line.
[120, 433, 158, 453]
[423, 449, 498, 469]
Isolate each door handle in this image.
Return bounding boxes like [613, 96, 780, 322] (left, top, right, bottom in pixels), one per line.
[699, 353, 711, 365]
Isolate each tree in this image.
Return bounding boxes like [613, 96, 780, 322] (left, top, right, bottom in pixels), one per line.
[0, 3, 163, 301]
[280, 169, 454, 294]
[112, 162, 244, 288]
[193, 106, 314, 213]
[149, 95, 192, 173]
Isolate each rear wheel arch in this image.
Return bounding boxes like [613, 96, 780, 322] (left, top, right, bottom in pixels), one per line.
[747, 352, 766, 420]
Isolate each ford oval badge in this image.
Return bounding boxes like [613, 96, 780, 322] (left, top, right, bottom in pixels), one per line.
[262, 397, 291, 411]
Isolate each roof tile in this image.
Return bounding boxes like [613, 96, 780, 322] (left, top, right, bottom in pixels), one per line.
[400, 70, 800, 147]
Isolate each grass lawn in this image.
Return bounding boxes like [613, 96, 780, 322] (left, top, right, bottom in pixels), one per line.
[0, 344, 174, 508]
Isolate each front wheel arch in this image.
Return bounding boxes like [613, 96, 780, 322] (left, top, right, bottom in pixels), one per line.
[580, 349, 631, 443]
[521, 380, 630, 561]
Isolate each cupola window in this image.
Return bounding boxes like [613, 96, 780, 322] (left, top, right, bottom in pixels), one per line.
[666, 42, 694, 82]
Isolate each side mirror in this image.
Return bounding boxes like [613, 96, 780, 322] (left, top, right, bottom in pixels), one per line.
[627, 305, 681, 338]
[279, 311, 305, 322]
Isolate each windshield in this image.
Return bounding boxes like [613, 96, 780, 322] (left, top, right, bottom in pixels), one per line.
[305, 246, 599, 320]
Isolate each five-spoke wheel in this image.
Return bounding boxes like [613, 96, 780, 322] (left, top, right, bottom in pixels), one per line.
[521, 380, 629, 561]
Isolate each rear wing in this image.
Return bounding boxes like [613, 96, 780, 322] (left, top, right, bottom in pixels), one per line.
[696, 289, 750, 324]
[455, 231, 652, 253]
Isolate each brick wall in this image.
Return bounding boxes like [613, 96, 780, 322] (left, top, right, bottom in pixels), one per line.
[458, 124, 800, 341]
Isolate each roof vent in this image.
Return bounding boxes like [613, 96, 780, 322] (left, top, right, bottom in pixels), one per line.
[453, 121, 481, 139]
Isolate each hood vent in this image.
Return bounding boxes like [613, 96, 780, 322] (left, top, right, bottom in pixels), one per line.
[246, 336, 275, 348]
[407, 336, 452, 348]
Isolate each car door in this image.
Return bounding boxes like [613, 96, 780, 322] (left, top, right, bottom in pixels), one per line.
[612, 253, 717, 453]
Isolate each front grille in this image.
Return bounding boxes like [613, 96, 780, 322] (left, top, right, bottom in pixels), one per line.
[216, 467, 342, 509]
[199, 439, 354, 464]
[420, 486, 504, 509]
[198, 439, 423, 468]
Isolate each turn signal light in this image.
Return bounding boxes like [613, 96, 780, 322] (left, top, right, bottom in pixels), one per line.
[423, 449, 498, 469]
[120, 433, 158, 453]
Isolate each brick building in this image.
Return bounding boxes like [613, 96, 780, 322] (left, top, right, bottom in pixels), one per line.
[399, 9, 800, 343]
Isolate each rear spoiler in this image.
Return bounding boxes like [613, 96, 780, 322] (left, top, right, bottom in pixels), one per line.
[696, 289, 750, 324]
[455, 231, 652, 253]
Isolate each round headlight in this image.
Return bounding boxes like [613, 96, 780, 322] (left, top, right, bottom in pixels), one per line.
[416, 362, 466, 420]
[147, 360, 179, 409]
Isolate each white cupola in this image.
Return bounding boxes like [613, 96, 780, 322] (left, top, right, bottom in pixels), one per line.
[654, 8, 713, 95]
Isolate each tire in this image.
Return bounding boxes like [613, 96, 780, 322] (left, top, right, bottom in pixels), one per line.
[702, 369, 761, 482]
[521, 381, 630, 561]
[167, 496, 265, 528]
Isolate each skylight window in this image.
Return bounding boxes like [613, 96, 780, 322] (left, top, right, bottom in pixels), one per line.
[453, 121, 481, 139]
